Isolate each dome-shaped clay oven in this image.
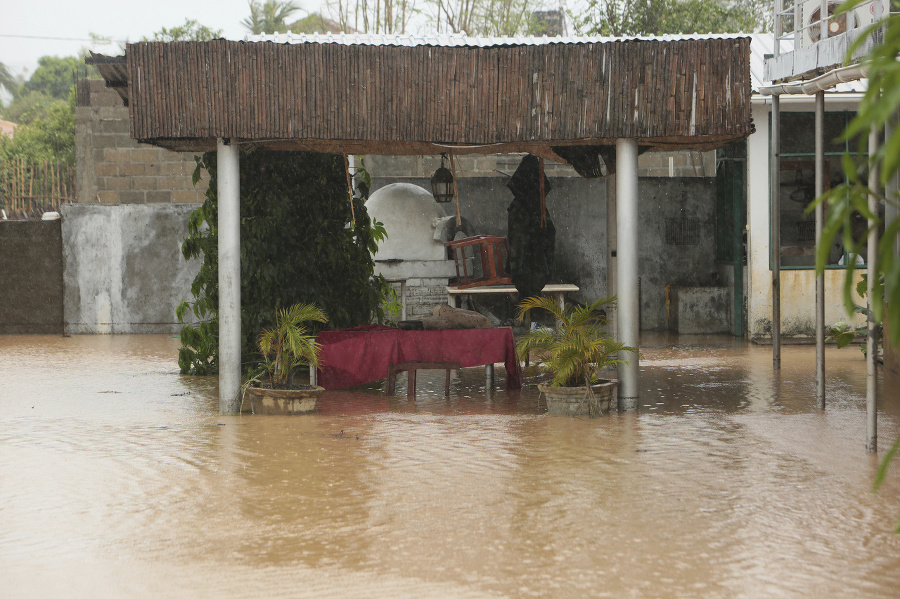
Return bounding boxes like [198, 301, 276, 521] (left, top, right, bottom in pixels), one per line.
[366, 183, 449, 261]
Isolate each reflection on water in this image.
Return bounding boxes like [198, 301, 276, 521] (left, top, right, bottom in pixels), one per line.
[1, 334, 899, 598]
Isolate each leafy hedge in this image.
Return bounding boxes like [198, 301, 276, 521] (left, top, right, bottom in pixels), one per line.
[177, 150, 390, 375]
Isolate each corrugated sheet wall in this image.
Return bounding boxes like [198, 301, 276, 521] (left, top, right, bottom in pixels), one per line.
[126, 38, 750, 145]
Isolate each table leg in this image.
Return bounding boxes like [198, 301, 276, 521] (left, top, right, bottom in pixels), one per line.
[485, 363, 495, 391]
[408, 369, 416, 398]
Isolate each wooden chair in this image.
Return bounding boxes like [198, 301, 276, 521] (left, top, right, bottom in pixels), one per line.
[445, 235, 512, 289]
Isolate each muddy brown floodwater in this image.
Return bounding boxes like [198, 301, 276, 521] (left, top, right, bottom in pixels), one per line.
[2, 333, 900, 598]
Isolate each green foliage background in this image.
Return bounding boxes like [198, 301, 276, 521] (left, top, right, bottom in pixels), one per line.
[177, 150, 390, 375]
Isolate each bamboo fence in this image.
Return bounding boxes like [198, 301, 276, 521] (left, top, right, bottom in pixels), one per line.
[0, 158, 75, 218]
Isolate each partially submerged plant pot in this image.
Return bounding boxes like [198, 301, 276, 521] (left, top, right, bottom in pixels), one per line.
[538, 379, 618, 417]
[245, 385, 325, 415]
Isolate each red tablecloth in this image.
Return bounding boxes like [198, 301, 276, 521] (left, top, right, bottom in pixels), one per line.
[316, 325, 522, 390]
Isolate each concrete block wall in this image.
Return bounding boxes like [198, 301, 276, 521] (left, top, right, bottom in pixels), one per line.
[401, 277, 453, 319]
[0, 220, 64, 334]
[371, 175, 720, 332]
[76, 80, 208, 205]
[62, 204, 201, 334]
[363, 149, 716, 180]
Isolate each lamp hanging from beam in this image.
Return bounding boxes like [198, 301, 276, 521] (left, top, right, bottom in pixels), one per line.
[430, 153, 455, 203]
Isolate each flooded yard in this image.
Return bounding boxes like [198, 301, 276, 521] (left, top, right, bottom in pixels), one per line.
[2, 333, 899, 597]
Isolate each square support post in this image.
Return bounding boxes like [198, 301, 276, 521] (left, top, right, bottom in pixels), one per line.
[616, 138, 639, 410]
[218, 139, 242, 414]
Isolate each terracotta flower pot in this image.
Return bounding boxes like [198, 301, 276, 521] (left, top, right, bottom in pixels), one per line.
[537, 379, 618, 416]
[245, 385, 325, 415]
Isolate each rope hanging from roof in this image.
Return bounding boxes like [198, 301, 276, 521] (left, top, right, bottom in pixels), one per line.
[539, 156, 547, 228]
[449, 152, 461, 227]
[343, 153, 356, 224]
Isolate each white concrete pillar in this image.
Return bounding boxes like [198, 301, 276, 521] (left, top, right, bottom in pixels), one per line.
[217, 139, 242, 414]
[616, 138, 639, 410]
[606, 174, 618, 341]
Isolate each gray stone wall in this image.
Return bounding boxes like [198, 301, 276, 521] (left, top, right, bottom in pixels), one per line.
[75, 80, 207, 205]
[0, 220, 64, 334]
[371, 175, 720, 331]
[62, 204, 201, 334]
[402, 277, 453, 319]
[363, 149, 716, 180]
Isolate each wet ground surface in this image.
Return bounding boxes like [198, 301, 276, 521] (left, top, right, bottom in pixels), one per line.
[2, 333, 900, 598]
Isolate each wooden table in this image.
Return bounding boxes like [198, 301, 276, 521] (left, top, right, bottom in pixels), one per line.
[447, 283, 579, 311]
[315, 326, 522, 392]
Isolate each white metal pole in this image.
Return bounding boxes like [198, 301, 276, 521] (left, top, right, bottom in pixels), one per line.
[217, 138, 242, 414]
[815, 91, 826, 408]
[616, 138, 639, 410]
[866, 125, 879, 452]
[772, 95, 782, 370]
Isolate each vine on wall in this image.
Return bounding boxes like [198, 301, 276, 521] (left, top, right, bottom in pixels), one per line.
[177, 150, 390, 375]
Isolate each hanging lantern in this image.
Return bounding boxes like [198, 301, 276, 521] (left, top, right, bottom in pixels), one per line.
[430, 153, 455, 203]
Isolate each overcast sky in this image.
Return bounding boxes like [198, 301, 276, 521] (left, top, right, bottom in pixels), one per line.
[1, 0, 320, 78]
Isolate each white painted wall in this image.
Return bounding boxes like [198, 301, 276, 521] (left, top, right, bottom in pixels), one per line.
[746, 98, 866, 341]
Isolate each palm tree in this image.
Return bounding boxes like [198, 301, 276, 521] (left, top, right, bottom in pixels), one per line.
[257, 303, 328, 387]
[242, 0, 301, 34]
[516, 295, 634, 389]
[0, 61, 17, 97]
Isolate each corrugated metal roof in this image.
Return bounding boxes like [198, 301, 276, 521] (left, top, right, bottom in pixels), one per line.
[248, 31, 865, 93]
[248, 31, 751, 47]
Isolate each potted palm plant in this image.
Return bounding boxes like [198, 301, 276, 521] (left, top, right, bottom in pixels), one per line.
[516, 295, 635, 417]
[243, 303, 329, 415]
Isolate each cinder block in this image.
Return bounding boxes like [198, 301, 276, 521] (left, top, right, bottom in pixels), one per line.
[104, 148, 131, 163]
[117, 162, 145, 177]
[172, 190, 203, 203]
[90, 134, 118, 151]
[159, 175, 190, 190]
[95, 163, 119, 178]
[132, 147, 162, 162]
[664, 152, 691, 168]
[101, 177, 132, 191]
[145, 190, 173, 203]
[97, 191, 119, 203]
[132, 176, 159, 190]
[117, 191, 145, 204]
[638, 153, 662, 168]
[160, 161, 186, 176]
[97, 118, 131, 135]
[97, 106, 128, 121]
[143, 162, 160, 176]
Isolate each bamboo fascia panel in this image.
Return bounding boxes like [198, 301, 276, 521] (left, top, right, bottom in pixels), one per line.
[126, 38, 752, 153]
